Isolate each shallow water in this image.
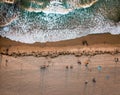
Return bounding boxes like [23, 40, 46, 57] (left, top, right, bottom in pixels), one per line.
[0, 54, 120, 95]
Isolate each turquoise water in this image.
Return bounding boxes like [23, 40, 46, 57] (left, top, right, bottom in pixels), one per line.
[0, 0, 120, 43]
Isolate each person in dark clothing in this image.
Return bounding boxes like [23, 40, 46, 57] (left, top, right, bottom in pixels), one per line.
[77, 61, 81, 65]
[114, 57, 119, 63]
[70, 65, 73, 69]
[92, 78, 96, 83]
[5, 59, 8, 67]
[82, 40, 88, 46]
[66, 65, 69, 69]
[85, 80, 88, 85]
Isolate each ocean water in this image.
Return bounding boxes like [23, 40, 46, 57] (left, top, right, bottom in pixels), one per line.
[0, 0, 120, 43]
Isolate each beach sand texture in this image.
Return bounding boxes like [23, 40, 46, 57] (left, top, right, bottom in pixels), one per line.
[0, 33, 120, 95]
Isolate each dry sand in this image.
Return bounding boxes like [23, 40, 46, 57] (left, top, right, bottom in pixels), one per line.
[0, 33, 120, 57]
[0, 33, 120, 95]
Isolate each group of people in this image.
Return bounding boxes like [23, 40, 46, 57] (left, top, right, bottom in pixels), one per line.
[85, 78, 96, 85]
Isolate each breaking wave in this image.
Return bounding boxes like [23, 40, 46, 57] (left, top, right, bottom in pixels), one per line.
[0, 0, 120, 43]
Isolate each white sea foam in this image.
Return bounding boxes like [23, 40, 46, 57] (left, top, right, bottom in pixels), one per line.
[0, 0, 120, 43]
[0, 16, 119, 43]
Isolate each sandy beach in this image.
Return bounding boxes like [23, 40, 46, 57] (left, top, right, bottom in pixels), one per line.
[0, 33, 120, 57]
[0, 33, 120, 95]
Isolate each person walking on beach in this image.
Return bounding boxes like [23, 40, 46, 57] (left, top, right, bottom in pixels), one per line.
[92, 78, 96, 83]
[5, 59, 8, 67]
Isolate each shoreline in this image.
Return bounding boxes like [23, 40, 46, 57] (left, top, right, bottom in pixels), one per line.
[0, 33, 120, 57]
[0, 33, 120, 95]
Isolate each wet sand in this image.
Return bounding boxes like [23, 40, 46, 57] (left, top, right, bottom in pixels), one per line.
[0, 33, 120, 47]
[0, 33, 120, 95]
[0, 33, 120, 57]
